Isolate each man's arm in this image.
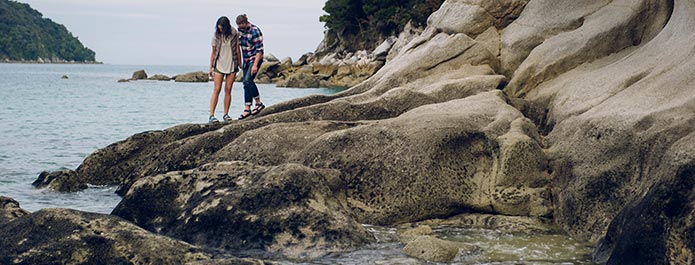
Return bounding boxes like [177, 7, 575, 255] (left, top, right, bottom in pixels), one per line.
[251, 27, 264, 75]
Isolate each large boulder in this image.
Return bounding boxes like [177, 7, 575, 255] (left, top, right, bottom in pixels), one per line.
[131, 69, 147, 80]
[112, 162, 372, 259]
[0, 208, 211, 264]
[175, 71, 209, 82]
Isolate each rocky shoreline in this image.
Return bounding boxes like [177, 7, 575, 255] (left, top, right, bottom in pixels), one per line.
[4, 0, 695, 264]
[1, 58, 102, 64]
[118, 24, 424, 88]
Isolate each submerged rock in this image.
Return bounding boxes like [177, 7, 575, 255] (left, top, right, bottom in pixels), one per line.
[403, 235, 480, 263]
[0, 208, 211, 264]
[112, 162, 372, 260]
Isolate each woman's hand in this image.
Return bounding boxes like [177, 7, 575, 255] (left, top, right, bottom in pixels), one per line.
[251, 65, 258, 75]
[209, 67, 214, 78]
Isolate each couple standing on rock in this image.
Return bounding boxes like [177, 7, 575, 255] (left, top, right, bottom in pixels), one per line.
[208, 14, 265, 123]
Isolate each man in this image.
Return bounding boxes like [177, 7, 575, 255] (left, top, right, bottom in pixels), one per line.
[236, 14, 265, 120]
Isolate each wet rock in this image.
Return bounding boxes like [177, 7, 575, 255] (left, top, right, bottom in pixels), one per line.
[175, 71, 209, 82]
[398, 226, 433, 244]
[0, 208, 211, 264]
[33, 169, 87, 192]
[112, 162, 372, 260]
[131, 69, 147, 80]
[148, 74, 171, 81]
[416, 213, 557, 234]
[61, 75, 68, 79]
[0, 197, 28, 224]
[403, 235, 479, 263]
[117, 79, 129, 83]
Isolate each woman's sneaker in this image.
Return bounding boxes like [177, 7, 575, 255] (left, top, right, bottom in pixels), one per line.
[209, 115, 219, 124]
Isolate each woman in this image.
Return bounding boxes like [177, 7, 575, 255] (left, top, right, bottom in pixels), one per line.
[208, 16, 242, 123]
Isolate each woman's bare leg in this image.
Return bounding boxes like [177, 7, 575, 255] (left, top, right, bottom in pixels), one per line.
[209, 72, 224, 116]
[223, 73, 236, 115]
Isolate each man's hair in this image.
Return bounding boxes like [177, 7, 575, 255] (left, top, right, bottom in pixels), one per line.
[236, 14, 249, 25]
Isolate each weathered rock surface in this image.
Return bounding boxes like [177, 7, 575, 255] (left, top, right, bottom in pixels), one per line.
[112, 162, 372, 260]
[0, 196, 28, 224]
[0, 208, 211, 264]
[34, 0, 695, 263]
[131, 69, 147, 80]
[175, 71, 209, 83]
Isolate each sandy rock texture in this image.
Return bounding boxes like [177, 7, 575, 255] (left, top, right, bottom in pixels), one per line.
[33, 0, 695, 263]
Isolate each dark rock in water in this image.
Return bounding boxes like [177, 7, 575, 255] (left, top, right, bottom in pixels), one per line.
[0, 197, 28, 224]
[117, 79, 129, 83]
[148, 74, 171, 81]
[132, 69, 147, 80]
[33, 169, 87, 192]
[112, 161, 372, 260]
[0, 208, 212, 264]
[61, 75, 68, 79]
[175, 71, 209, 82]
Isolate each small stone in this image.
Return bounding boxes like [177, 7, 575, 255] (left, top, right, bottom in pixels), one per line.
[118, 79, 130, 83]
[61, 75, 69, 79]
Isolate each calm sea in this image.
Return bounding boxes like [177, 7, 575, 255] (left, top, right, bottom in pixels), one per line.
[0, 63, 342, 214]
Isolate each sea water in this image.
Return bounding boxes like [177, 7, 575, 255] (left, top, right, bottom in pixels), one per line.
[0, 63, 342, 213]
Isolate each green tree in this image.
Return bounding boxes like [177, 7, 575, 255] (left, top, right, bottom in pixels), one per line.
[319, 0, 444, 51]
[0, 0, 96, 62]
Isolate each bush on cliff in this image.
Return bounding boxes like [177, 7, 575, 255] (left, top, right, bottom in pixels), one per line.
[319, 0, 444, 51]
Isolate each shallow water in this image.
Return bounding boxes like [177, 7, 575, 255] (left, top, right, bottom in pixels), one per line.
[0, 63, 342, 213]
[281, 224, 596, 265]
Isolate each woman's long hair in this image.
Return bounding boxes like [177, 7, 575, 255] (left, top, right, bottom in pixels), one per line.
[215, 16, 233, 40]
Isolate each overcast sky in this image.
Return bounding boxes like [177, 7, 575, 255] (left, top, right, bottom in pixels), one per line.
[18, 0, 328, 65]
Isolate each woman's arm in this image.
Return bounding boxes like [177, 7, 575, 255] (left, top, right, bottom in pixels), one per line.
[236, 43, 243, 70]
[209, 46, 217, 78]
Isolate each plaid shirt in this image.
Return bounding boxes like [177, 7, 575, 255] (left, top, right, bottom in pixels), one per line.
[238, 23, 264, 66]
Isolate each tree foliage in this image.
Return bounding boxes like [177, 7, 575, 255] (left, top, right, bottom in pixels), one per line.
[0, 0, 96, 62]
[320, 0, 444, 38]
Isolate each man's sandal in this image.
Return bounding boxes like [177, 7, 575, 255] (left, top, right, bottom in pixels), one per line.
[238, 109, 252, 120]
[251, 103, 265, 115]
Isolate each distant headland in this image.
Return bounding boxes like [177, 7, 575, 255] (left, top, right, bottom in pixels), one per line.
[0, 0, 98, 64]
